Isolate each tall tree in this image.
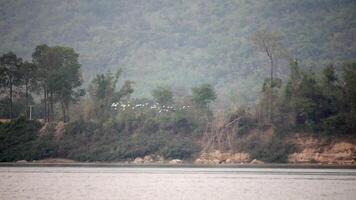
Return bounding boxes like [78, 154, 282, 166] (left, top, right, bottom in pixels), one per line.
[251, 29, 287, 87]
[32, 45, 84, 122]
[151, 86, 174, 106]
[252, 29, 287, 122]
[114, 80, 134, 102]
[191, 84, 216, 111]
[21, 61, 38, 119]
[320, 65, 343, 115]
[51, 47, 84, 122]
[32, 44, 51, 121]
[0, 52, 23, 119]
[89, 69, 132, 120]
[342, 62, 356, 133]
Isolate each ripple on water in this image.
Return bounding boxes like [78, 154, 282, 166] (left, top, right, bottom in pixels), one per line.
[0, 167, 355, 200]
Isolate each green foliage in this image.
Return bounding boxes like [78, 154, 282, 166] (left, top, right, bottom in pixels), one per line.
[0, 52, 23, 118]
[0, 117, 56, 161]
[251, 29, 288, 86]
[11, 103, 197, 162]
[0, 52, 23, 89]
[32, 45, 84, 122]
[89, 69, 133, 121]
[2, 1, 355, 102]
[151, 86, 174, 106]
[1, 1, 356, 163]
[191, 84, 216, 109]
[228, 107, 256, 135]
[275, 61, 356, 135]
[161, 138, 200, 160]
[0, 96, 32, 119]
[166, 113, 195, 135]
[342, 62, 356, 133]
[248, 135, 296, 163]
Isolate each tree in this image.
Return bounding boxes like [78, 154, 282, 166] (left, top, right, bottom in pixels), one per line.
[280, 61, 347, 132]
[32, 44, 51, 121]
[191, 84, 216, 110]
[151, 86, 174, 106]
[252, 30, 287, 122]
[115, 80, 134, 102]
[51, 47, 84, 122]
[251, 30, 287, 86]
[89, 69, 132, 120]
[0, 52, 23, 119]
[32, 45, 84, 122]
[320, 65, 343, 114]
[342, 62, 356, 133]
[21, 61, 38, 119]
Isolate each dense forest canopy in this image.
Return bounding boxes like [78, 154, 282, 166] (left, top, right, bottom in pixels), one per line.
[0, 0, 355, 105]
[1, 0, 356, 164]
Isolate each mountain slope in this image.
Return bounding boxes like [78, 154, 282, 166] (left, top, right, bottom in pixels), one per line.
[0, 0, 355, 105]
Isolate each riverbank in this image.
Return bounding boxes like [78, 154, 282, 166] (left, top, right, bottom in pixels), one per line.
[1, 118, 355, 165]
[2, 162, 356, 169]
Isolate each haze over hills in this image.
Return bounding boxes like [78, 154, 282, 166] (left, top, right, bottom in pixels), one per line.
[1, 0, 355, 105]
[2, 0, 356, 173]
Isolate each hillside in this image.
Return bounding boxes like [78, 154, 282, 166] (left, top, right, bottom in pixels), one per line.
[0, 0, 355, 104]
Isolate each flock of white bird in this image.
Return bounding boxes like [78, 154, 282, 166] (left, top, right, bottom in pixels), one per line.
[111, 102, 190, 113]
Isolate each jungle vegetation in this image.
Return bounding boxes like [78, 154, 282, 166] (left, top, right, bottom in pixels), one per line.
[0, 0, 356, 162]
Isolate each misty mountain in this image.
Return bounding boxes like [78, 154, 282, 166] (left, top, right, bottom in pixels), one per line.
[0, 0, 355, 105]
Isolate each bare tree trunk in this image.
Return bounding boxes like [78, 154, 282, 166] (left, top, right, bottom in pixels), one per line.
[50, 91, 54, 122]
[267, 52, 274, 124]
[44, 88, 49, 122]
[61, 101, 65, 122]
[270, 56, 274, 85]
[61, 100, 69, 122]
[25, 81, 29, 119]
[44, 88, 47, 122]
[269, 56, 274, 123]
[9, 81, 13, 119]
[203, 117, 241, 152]
[65, 103, 69, 122]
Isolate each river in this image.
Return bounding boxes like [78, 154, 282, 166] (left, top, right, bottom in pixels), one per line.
[0, 167, 355, 200]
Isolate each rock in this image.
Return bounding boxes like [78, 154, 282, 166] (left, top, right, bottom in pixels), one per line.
[211, 150, 222, 159]
[143, 155, 154, 163]
[36, 158, 76, 163]
[331, 142, 355, 153]
[169, 159, 183, 164]
[195, 151, 251, 164]
[195, 158, 204, 164]
[133, 157, 144, 164]
[155, 155, 165, 163]
[288, 141, 356, 165]
[232, 153, 251, 163]
[200, 152, 209, 159]
[54, 121, 65, 139]
[250, 159, 264, 164]
[16, 160, 27, 163]
[212, 158, 221, 164]
[39, 123, 50, 136]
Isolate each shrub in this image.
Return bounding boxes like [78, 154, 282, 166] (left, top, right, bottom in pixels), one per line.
[161, 138, 200, 160]
[321, 113, 347, 135]
[119, 134, 163, 159]
[248, 136, 296, 163]
[0, 117, 44, 161]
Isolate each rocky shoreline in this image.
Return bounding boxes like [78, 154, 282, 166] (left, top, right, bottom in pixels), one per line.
[288, 136, 356, 165]
[9, 137, 356, 166]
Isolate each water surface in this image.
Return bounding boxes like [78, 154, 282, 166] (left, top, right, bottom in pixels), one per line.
[0, 167, 355, 200]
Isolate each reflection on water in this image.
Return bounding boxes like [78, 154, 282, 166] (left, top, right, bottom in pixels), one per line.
[0, 167, 355, 200]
